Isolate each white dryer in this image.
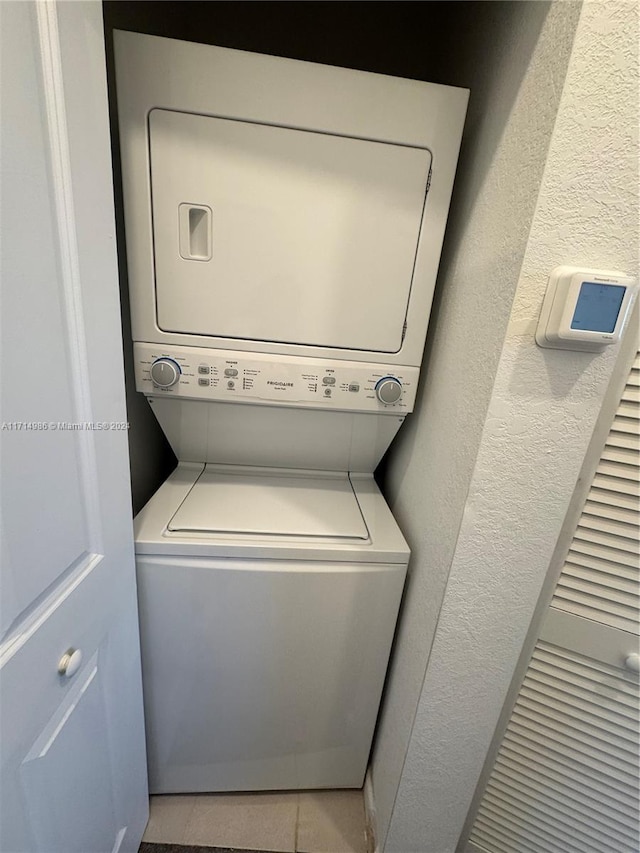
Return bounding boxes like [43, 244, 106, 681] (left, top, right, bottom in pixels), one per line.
[114, 31, 468, 793]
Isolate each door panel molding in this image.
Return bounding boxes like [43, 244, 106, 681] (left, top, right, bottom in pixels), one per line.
[36, 0, 103, 552]
[20, 650, 123, 853]
[0, 553, 102, 667]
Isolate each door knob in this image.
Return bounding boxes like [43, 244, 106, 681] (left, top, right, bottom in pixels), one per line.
[624, 653, 639, 673]
[58, 648, 83, 678]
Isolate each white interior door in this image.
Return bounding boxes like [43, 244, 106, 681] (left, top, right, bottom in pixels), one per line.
[0, 3, 148, 851]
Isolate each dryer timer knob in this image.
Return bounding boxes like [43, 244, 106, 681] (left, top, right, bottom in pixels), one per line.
[150, 357, 181, 389]
[375, 376, 403, 405]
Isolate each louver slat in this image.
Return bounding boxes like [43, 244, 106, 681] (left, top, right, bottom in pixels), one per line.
[531, 645, 638, 700]
[574, 522, 638, 550]
[617, 399, 639, 420]
[570, 537, 639, 566]
[518, 682, 638, 742]
[596, 459, 639, 483]
[501, 736, 638, 812]
[587, 485, 638, 512]
[605, 429, 639, 450]
[495, 752, 638, 831]
[609, 414, 639, 435]
[582, 500, 638, 526]
[516, 692, 637, 753]
[561, 562, 638, 594]
[600, 443, 639, 466]
[556, 572, 637, 606]
[592, 473, 639, 498]
[520, 674, 638, 732]
[508, 715, 635, 780]
[473, 819, 543, 853]
[484, 786, 629, 853]
[469, 643, 640, 853]
[551, 363, 639, 633]
[564, 554, 637, 583]
[478, 801, 610, 853]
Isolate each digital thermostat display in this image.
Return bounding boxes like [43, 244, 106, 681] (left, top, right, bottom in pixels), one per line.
[536, 266, 637, 352]
[571, 282, 626, 334]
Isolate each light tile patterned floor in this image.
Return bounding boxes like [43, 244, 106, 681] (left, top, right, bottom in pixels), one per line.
[142, 790, 369, 853]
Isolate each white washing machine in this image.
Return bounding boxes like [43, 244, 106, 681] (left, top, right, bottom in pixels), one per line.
[135, 464, 408, 792]
[114, 31, 468, 792]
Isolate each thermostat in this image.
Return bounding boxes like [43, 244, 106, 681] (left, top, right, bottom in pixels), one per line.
[536, 266, 637, 351]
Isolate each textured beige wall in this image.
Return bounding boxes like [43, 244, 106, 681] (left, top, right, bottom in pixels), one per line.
[371, 2, 581, 846]
[377, 2, 638, 851]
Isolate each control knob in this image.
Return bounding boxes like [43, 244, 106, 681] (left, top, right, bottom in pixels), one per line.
[150, 357, 181, 389]
[375, 376, 403, 405]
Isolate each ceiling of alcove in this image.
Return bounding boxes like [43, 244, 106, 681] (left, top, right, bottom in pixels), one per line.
[101, 0, 502, 86]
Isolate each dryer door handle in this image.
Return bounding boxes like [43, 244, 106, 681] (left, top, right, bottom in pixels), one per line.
[179, 203, 212, 261]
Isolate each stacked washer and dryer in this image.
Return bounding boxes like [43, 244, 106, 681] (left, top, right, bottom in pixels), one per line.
[114, 31, 468, 794]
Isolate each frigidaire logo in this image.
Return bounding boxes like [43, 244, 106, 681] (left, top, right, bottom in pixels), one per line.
[267, 381, 294, 387]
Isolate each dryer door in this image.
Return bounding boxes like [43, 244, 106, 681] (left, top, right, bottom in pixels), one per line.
[149, 109, 431, 353]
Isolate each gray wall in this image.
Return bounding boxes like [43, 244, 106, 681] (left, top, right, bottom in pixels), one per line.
[371, 1, 582, 848]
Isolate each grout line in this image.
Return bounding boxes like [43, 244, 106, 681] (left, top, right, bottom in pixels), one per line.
[294, 793, 300, 853]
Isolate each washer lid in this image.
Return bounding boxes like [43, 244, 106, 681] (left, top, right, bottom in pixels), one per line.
[167, 468, 369, 539]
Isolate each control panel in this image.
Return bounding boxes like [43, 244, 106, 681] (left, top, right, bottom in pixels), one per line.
[134, 343, 420, 413]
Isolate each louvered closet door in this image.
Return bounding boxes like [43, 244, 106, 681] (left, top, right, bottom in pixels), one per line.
[551, 352, 639, 634]
[467, 352, 640, 853]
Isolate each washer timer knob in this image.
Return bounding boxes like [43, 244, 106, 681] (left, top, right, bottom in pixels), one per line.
[150, 357, 181, 388]
[375, 376, 403, 405]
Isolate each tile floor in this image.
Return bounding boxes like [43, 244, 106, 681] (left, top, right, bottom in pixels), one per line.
[141, 790, 370, 853]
